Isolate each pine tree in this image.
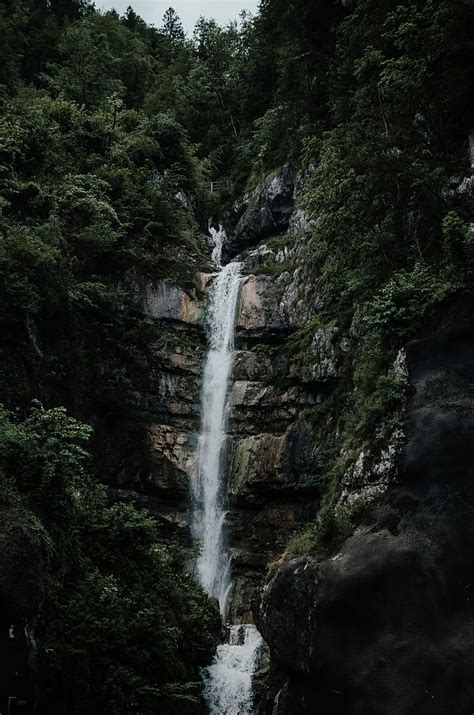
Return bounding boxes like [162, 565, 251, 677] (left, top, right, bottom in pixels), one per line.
[160, 6, 185, 42]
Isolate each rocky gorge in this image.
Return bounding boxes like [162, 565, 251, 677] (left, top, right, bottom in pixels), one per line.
[2, 153, 472, 713]
[1, 1, 473, 711]
[109, 156, 474, 712]
[115, 167, 323, 625]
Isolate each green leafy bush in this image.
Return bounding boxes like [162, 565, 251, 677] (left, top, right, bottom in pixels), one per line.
[0, 404, 221, 714]
[364, 263, 458, 338]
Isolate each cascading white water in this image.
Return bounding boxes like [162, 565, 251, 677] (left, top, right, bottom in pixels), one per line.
[209, 225, 226, 267]
[192, 255, 242, 611]
[193, 229, 263, 715]
[202, 626, 263, 715]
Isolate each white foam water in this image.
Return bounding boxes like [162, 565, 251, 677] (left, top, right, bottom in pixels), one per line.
[209, 225, 226, 267]
[192, 259, 242, 612]
[202, 625, 262, 715]
[192, 238, 263, 714]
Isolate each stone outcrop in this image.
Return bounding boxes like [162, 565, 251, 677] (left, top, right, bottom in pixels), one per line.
[130, 273, 212, 326]
[223, 165, 295, 259]
[336, 427, 403, 512]
[93, 164, 474, 714]
[237, 274, 289, 336]
[136, 167, 338, 625]
[105, 174, 323, 594]
[289, 325, 350, 383]
[223, 207, 325, 620]
[255, 319, 474, 714]
[225, 352, 320, 622]
[131, 277, 207, 326]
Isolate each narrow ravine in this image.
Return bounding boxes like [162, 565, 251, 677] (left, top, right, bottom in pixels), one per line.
[191, 230, 262, 714]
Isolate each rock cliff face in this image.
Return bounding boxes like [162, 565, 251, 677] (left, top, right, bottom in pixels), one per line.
[109, 274, 208, 537]
[101, 165, 474, 714]
[226, 259, 319, 621]
[223, 165, 295, 260]
[105, 167, 322, 625]
[255, 316, 474, 714]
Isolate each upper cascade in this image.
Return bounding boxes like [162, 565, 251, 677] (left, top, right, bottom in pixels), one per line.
[209, 224, 227, 267]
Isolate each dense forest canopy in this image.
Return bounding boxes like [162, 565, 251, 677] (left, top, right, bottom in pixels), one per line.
[0, 0, 473, 712]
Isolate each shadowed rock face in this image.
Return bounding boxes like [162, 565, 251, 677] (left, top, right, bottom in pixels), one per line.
[0, 508, 47, 708]
[223, 166, 295, 260]
[256, 322, 474, 714]
[0, 508, 47, 626]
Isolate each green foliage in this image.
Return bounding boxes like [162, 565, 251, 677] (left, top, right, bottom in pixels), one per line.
[161, 7, 185, 44]
[274, 1, 474, 566]
[364, 263, 459, 337]
[1, 0, 474, 705]
[0, 80, 210, 409]
[288, 501, 355, 559]
[0, 4, 225, 710]
[0, 405, 221, 714]
[252, 259, 293, 278]
[442, 210, 472, 271]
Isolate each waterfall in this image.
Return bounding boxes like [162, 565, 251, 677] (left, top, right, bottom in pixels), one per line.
[192, 257, 242, 611]
[192, 232, 262, 714]
[202, 626, 262, 715]
[209, 225, 226, 267]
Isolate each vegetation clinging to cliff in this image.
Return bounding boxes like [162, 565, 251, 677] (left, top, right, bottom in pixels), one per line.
[1, 0, 473, 709]
[287, 0, 473, 557]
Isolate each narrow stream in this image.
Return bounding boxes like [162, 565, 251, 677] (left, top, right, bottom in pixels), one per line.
[191, 228, 262, 714]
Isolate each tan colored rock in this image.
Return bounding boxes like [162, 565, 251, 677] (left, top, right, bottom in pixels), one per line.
[230, 433, 287, 494]
[237, 275, 288, 332]
[148, 424, 196, 494]
[196, 271, 215, 293]
[139, 280, 202, 324]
